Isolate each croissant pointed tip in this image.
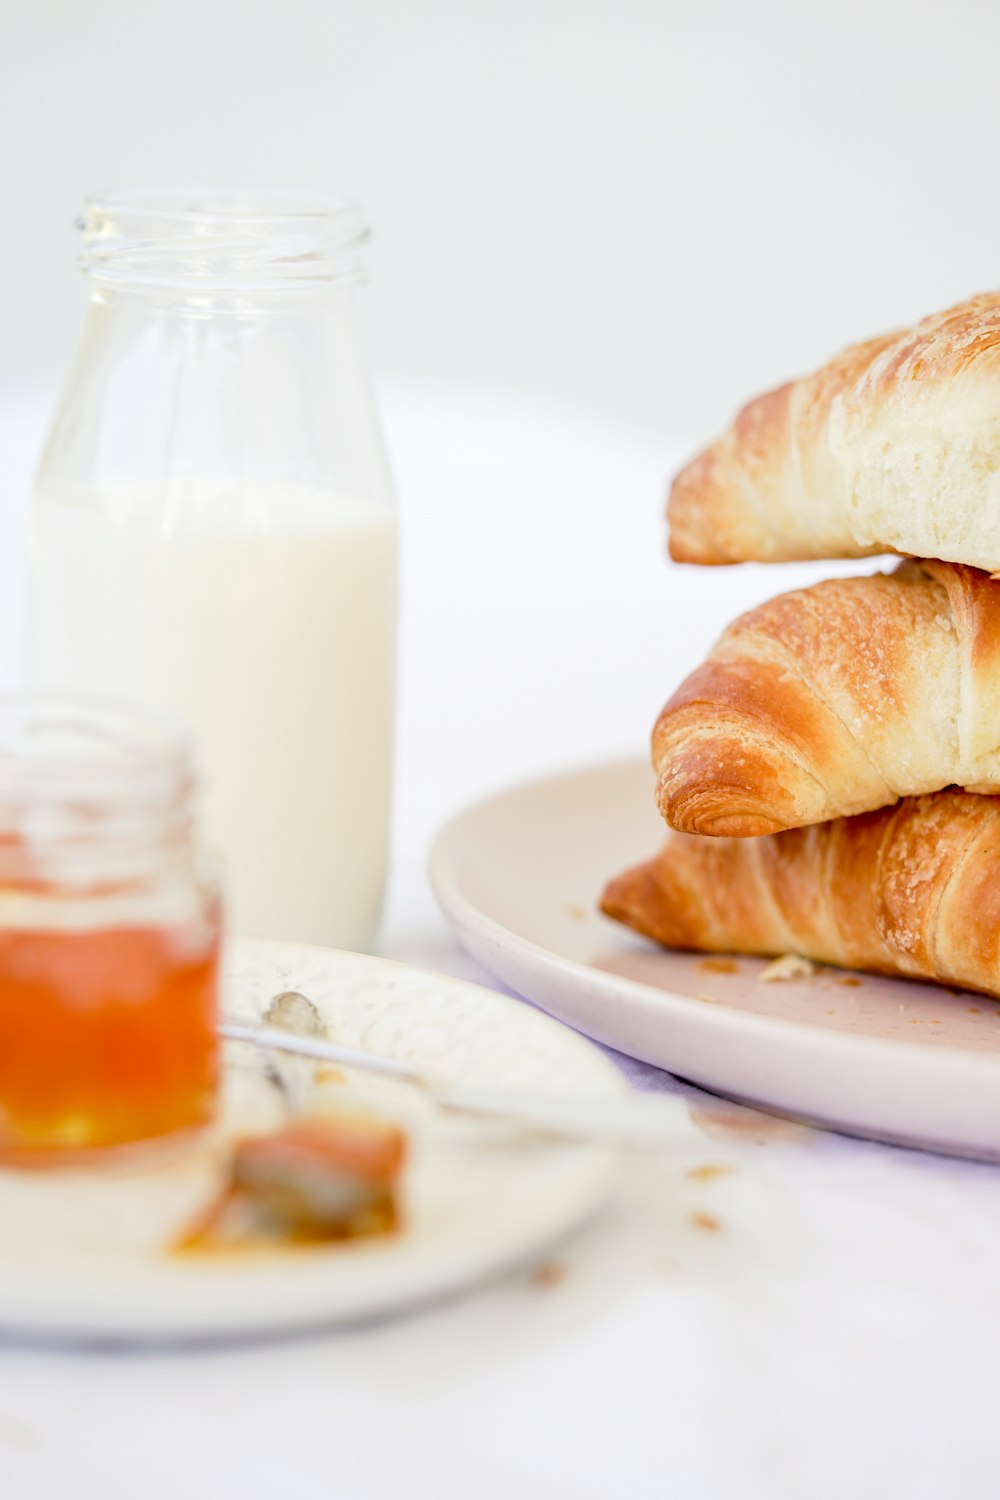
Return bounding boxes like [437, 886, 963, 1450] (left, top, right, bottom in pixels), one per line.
[655, 771, 790, 839]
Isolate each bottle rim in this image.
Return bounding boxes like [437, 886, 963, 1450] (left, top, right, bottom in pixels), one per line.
[78, 187, 370, 290]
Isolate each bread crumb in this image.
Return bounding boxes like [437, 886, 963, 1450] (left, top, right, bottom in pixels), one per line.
[315, 1065, 346, 1087]
[531, 1259, 569, 1289]
[759, 953, 815, 983]
[685, 1163, 735, 1182]
[690, 1211, 722, 1233]
[698, 958, 739, 974]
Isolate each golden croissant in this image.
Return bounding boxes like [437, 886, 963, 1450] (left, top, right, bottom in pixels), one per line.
[601, 791, 1000, 996]
[653, 558, 1000, 837]
[668, 292, 1000, 570]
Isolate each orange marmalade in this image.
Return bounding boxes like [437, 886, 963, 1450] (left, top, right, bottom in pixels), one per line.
[0, 699, 221, 1162]
[0, 923, 219, 1157]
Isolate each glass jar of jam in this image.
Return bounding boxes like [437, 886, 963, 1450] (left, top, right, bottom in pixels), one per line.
[0, 697, 221, 1161]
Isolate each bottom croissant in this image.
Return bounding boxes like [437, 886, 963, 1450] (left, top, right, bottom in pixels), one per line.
[601, 790, 1000, 996]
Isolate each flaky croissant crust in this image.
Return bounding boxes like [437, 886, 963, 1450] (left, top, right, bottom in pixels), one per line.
[653, 558, 1000, 836]
[668, 292, 1000, 570]
[601, 791, 1000, 997]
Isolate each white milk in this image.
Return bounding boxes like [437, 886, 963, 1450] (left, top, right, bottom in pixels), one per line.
[29, 487, 397, 948]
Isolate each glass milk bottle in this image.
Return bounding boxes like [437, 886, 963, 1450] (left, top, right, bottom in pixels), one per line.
[29, 190, 397, 950]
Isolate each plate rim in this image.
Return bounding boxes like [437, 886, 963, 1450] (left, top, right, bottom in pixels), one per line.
[428, 758, 1000, 1138]
[0, 938, 626, 1342]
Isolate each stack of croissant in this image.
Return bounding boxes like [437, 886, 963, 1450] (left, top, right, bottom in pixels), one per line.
[602, 292, 1000, 998]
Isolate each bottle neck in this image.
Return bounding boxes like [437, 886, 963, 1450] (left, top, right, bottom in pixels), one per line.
[35, 189, 392, 512]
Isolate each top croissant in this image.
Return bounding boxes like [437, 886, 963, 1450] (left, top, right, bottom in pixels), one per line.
[668, 292, 1000, 570]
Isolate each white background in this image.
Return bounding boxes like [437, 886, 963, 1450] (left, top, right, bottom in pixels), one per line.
[5, 0, 1000, 438]
[4, 5, 1000, 1497]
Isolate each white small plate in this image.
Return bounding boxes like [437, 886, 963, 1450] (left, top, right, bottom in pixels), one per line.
[430, 760, 1000, 1160]
[0, 941, 623, 1342]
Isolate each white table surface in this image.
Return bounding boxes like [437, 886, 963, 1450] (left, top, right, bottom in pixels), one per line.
[2, 384, 1000, 1499]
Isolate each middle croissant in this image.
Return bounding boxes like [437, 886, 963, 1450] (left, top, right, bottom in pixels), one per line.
[655, 558, 1000, 836]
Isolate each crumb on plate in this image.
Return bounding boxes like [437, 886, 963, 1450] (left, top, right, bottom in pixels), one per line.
[531, 1259, 570, 1289]
[759, 953, 816, 983]
[684, 1163, 735, 1182]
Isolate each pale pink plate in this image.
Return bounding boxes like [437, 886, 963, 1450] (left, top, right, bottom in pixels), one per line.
[429, 760, 1000, 1160]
